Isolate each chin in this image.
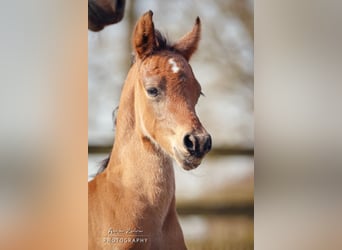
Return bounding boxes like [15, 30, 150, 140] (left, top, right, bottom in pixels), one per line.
[181, 161, 200, 171]
[173, 147, 202, 171]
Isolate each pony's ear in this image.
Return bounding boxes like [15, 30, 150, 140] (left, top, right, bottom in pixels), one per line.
[173, 17, 201, 61]
[132, 10, 156, 59]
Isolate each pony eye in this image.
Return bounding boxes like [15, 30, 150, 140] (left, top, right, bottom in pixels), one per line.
[146, 87, 159, 97]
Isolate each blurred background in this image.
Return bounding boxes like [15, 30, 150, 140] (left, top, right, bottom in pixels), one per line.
[88, 0, 254, 249]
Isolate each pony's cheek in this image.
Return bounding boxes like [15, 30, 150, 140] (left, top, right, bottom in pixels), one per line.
[152, 131, 173, 157]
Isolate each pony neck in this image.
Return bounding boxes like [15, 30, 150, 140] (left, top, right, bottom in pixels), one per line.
[106, 63, 175, 205]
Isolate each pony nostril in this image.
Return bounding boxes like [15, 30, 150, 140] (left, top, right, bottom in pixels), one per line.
[184, 134, 211, 156]
[203, 135, 212, 153]
[184, 134, 196, 153]
[116, 0, 125, 11]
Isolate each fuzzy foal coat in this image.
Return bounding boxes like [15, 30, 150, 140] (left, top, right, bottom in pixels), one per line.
[88, 10, 209, 250]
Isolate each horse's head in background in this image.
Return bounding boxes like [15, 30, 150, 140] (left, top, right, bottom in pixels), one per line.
[131, 11, 212, 170]
[88, 0, 125, 31]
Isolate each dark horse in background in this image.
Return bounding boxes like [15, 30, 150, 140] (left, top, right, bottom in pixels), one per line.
[88, 0, 126, 31]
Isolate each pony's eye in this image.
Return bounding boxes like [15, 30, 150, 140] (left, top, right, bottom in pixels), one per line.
[146, 87, 159, 97]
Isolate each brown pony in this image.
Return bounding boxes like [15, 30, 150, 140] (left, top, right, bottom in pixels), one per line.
[88, 0, 125, 31]
[88, 10, 212, 250]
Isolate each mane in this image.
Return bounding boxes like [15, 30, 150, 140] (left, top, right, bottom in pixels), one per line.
[96, 107, 118, 175]
[97, 30, 173, 175]
[154, 30, 173, 50]
[97, 156, 110, 174]
[131, 29, 173, 65]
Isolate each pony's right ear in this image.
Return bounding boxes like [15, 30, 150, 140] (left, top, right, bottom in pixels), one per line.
[132, 10, 156, 59]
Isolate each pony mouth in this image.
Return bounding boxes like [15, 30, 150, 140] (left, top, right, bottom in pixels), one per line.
[173, 147, 202, 171]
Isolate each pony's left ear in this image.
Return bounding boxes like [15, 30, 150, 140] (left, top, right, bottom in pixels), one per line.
[132, 10, 156, 59]
[173, 17, 201, 61]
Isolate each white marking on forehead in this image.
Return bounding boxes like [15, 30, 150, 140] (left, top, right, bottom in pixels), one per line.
[168, 58, 180, 73]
